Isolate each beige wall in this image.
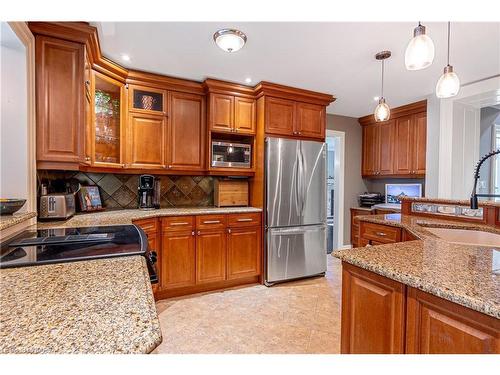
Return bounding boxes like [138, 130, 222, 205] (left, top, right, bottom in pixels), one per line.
[326, 114, 368, 247]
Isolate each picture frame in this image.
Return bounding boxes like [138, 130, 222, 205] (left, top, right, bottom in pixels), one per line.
[77, 186, 103, 212]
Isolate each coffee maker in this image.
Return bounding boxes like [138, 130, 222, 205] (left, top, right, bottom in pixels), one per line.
[138, 175, 160, 210]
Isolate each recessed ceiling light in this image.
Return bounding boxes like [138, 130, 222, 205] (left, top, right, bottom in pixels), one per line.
[121, 54, 130, 62]
[373, 96, 380, 101]
[213, 29, 247, 53]
[245, 77, 252, 84]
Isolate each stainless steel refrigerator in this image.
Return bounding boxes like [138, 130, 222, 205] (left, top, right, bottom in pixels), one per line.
[265, 137, 327, 285]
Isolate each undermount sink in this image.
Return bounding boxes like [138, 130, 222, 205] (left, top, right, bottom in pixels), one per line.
[425, 227, 500, 247]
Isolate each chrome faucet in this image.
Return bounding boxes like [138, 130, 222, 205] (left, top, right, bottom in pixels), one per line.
[470, 149, 500, 209]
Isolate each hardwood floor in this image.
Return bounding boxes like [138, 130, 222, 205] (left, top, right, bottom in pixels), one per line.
[153, 256, 341, 354]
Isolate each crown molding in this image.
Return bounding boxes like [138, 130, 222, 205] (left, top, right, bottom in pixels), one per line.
[358, 99, 427, 125]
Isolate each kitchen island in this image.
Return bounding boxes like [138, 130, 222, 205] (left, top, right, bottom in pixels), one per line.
[333, 210, 500, 354]
[0, 256, 162, 354]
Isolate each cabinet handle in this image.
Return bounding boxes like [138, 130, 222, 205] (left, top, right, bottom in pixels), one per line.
[228, 228, 232, 234]
[203, 220, 220, 224]
[85, 156, 90, 161]
[298, 131, 302, 135]
[375, 232, 387, 237]
[191, 231, 195, 236]
[171, 222, 189, 226]
[197, 231, 201, 235]
[85, 80, 90, 86]
[121, 163, 125, 168]
[237, 218, 253, 222]
[168, 165, 172, 169]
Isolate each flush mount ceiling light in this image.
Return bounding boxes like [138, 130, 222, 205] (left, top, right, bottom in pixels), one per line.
[436, 22, 460, 98]
[213, 29, 247, 53]
[121, 54, 130, 62]
[405, 22, 435, 70]
[374, 51, 391, 122]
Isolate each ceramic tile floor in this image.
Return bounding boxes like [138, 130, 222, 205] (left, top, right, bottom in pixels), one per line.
[152, 255, 341, 354]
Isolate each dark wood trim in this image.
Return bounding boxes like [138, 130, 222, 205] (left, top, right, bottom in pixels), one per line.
[359, 100, 427, 126]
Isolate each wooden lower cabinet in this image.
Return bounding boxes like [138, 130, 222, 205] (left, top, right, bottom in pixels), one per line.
[406, 287, 500, 354]
[341, 263, 500, 354]
[161, 230, 196, 289]
[341, 263, 406, 354]
[196, 229, 227, 284]
[227, 227, 261, 279]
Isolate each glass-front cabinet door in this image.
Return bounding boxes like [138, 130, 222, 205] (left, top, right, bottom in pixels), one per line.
[128, 84, 167, 115]
[91, 71, 125, 168]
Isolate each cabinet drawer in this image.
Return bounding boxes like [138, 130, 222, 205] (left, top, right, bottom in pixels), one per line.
[227, 213, 261, 228]
[360, 222, 401, 244]
[196, 215, 227, 230]
[133, 218, 158, 235]
[161, 216, 195, 231]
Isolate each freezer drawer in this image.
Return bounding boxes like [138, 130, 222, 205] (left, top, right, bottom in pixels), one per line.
[266, 224, 327, 284]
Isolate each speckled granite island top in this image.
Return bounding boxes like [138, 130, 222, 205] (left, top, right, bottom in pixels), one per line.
[0, 256, 162, 354]
[0, 212, 36, 231]
[36, 206, 262, 229]
[333, 214, 500, 319]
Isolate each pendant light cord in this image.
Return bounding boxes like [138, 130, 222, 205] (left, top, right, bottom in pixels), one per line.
[381, 59, 384, 98]
[447, 21, 451, 66]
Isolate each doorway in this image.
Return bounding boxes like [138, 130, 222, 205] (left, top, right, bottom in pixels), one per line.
[326, 130, 345, 253]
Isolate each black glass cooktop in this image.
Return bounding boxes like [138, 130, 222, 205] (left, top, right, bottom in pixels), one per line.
[0, 225, 147, 269]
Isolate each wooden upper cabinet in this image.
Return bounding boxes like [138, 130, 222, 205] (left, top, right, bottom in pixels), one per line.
[227, 226, 261, 280]
[35, 36, 84, 167]
[413, 112, 427, 175]
[406, 287, 499, 354]
[128, 84, 167, 116]
[210, 93, 234, 133]
[394, 115, 413, 175]
[90, 71, 126, 168]
[362, 124, 379, 176]
[196, 229, 227, 284]
[168, 92, 205, 171]
[378, 120, 395, 175]
[234, 97, 256, 134]
[265, 97, 295, 136]
[360, 101, 427, 178]
[126, 112, 166, 169]
[296, 102, 325, 139]
[341, 263, 406, 354]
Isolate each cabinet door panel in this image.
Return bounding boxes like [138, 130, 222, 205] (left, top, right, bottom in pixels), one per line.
[265, 97, 295, 136]
[394, 115, 413, 174]
[127, 113, 166, 168]
[406, 288, 499, 354]
[161, 231, 196, 289]
[378, 120, 395, 175]
[362, 124, 379, 176]
[35, 36, 84, 164]
[296, 102, 325, 139]
[341, 263, 406, 353]
[234, 97, 256, 134]
[196, 230, 227, 284]
[227, 227, 261, 279]
[412, 112, 427, 175]
[210, 94, 233, 132]
[168, 92, 205, 170]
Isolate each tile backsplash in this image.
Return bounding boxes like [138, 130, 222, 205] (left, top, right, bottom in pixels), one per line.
[37, 171, 214, 209]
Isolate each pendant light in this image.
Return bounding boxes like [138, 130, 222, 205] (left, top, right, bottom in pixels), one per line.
[374, 51, 391, 122]
[213, 29, 247, 53]
[436, 22, 460, 98]
[405, 22, 435, 70]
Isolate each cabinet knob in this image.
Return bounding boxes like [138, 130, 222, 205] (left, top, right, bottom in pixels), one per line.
[121, 163, 125, 168]
[191, 231, 195, 236]
[228, 228, 232, 234]
[168, 165, 172, 169]
[85, 156, 90, 161]
[197, 231, 201, 236]
[298, 131, 302, 135]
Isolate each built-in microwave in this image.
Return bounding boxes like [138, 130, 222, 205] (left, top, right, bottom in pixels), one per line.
[211, 141, 251, 168]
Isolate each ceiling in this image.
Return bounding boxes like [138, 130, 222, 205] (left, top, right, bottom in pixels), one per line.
[93, 22, 500, 117]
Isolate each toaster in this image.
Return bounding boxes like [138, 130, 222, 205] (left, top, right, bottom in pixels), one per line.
[39, 193, 76, 220]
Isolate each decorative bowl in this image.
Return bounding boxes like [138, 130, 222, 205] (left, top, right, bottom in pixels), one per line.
[0, 199, 27, 215]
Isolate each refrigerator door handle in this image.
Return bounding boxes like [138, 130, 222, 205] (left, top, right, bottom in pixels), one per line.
[298, 143, 306, 217]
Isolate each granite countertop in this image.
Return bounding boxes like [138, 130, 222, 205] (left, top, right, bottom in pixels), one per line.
[400, 196, 500, 208]
[0, 212, 37, 231]
[0, 256, 162, 354]
[36, 206, 262, 229]
[334, 213, 500, 319]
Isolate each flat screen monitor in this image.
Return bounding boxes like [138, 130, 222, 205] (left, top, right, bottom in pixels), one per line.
[385, 184, 422, 204]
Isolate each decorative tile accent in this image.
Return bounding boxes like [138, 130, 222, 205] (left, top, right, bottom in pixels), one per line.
[38, 172, 216, 210]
